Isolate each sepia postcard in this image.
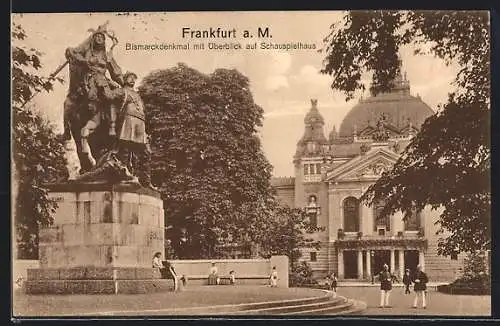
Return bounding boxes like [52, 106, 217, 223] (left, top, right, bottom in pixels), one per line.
[11, 11, 491, 318]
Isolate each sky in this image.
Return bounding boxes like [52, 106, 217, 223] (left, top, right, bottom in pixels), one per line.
[12, 12, 459, 177]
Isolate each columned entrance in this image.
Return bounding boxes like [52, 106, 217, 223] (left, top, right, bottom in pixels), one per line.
[335, 238, 427, 280]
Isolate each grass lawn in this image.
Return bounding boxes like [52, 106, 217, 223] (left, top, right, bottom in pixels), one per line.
[13, 285, 325, 317]
[338, 287, 491, 316]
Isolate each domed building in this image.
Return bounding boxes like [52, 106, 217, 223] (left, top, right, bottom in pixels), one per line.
[272, 69, 464, 281]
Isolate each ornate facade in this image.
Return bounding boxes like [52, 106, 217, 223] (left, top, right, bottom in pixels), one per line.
[272, 71, 465, 281]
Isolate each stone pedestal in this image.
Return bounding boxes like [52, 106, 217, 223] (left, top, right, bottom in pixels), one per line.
[25, 182, 172, 294]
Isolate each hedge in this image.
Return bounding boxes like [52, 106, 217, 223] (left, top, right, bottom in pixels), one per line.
[437, 276, 491, 295]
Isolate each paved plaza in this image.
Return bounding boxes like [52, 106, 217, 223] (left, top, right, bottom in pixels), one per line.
[13, 284, 490, 317]
[13, 285, 322, 317]
[338, 286, 491, 316]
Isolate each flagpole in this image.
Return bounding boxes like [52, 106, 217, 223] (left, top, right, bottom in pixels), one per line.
[19, 60, 69, 109]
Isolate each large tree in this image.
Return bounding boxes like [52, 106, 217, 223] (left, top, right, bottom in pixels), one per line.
[257, 204, 324, 269]
[321, 11, 490, 256]
[12, 23, 67, 258]
[139, 63, 276, 258]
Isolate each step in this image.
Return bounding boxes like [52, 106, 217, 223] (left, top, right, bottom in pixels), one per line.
[285, 296, 353, 316]
[228, 296, 345, 315]
[341, 299, 368, 315]
[156, 289, 333, 315]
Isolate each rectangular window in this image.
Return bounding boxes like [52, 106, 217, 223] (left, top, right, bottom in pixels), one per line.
[404, 209, 421, 231]
[374, 201, 390, 231]
[304, 164, 309, 175]
[310, 252, 317, 262]
[316, 163, 322, 175]
[451, 252, 458, 260]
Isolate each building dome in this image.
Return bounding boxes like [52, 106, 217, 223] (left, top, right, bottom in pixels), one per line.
[338, 73, 434, 138]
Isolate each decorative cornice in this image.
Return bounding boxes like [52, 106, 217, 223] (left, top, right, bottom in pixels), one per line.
[44, 181, 162, 198]
[334, 238, 428, 250]
[326, 148, 399, 182]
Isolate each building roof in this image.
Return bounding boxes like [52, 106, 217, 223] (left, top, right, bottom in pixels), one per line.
[271, 176, 296, 187]
[330, 143, 362, 158]
[338, 72, 434, 138]
[304, 99, 325, 126]
[295, 99, 329, 158]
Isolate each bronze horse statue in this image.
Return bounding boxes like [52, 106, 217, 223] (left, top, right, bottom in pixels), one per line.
[62, 23, 134, 181]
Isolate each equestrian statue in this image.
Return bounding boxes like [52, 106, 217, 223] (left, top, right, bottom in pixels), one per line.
[45, 22, 155, 188]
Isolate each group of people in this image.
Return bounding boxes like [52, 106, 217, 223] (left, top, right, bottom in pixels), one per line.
[326, 272, 339, 297]
[325, 265, 429, 309]
[209, 263, 279, 287]
[152, 252, 186, 292]
[379, 264, 429, 308]
[208, 262, 235, 285]
[152, 258, 277, 288]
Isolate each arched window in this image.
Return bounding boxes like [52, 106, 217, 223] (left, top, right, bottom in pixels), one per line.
[404, 208, 421, 231]
[373, 201, 390, 231]
[343, 197, 359, 232]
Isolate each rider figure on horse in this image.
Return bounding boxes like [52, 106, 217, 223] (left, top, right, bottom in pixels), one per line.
[63, 24, 123, 168]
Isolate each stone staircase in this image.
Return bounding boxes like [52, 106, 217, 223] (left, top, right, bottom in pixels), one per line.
[156, 290, 366, 316]
[424, 238, 464, 281]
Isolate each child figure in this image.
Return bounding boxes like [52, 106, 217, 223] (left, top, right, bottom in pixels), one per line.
[229, 270, 236, 285]
[330, 272, 338, 298]
[403, 269, 412, 295]
[270, 266, 278, 287]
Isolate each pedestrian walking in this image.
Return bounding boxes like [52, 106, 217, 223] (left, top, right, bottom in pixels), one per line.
[378, 264, 394, 308]
[412, 265, 429, 309]
[403, 269, 412, 295]
[270, 266, 278, 287]
[330, 272, 338, 298]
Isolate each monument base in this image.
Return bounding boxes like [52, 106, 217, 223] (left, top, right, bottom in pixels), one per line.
[25, 181, 169, 295]
[25, 267, 174, 294]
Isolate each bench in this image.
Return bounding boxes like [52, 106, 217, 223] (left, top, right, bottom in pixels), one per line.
[218, 276, 234, 285]
[168, 274, 269, 286]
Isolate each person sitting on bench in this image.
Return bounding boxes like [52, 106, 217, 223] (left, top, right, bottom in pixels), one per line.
[208, 262, 220, 285]
[229, 270, 236, 285]
[152, 252, 169, 279]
